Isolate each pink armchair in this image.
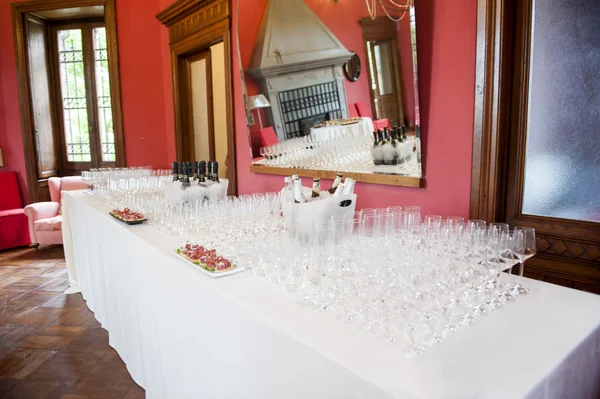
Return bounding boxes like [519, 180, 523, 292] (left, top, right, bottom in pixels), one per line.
[24, 176, 87, 248]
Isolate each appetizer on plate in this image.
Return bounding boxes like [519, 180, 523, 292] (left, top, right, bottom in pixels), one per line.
[176, 243, 237, 273]
[110, 208, 147, 224]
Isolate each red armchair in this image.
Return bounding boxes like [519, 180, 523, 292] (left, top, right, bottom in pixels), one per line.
[24, 176, 86, 248]
[0, 171, 31, 251]
[350, 101, 391, 131]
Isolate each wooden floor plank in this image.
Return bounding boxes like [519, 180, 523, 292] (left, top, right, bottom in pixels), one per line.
[0, 246, 144, 398]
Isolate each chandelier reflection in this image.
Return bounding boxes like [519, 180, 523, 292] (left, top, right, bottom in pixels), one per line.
[365, 0, 412, 21]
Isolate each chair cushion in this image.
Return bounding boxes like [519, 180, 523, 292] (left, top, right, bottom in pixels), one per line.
[0, 209, 30, 250]
[0, 209, 26, 218]
[373, 118, 391, 131]
[348, 103, 359, 118]
[355, 101, 372, 119]
[0, 172, 23, 211]
[61, 176, 87, 192]
[34, 216, 62, 232]
[258, 127, 279, 147]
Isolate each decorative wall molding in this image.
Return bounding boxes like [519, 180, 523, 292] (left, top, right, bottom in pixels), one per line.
[156, 0, 228, 43]
[247, 55, 352, 79]
[537, 236, 600, 263]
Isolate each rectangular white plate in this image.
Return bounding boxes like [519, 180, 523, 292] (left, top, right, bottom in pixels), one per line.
[171, 249, 245, 278]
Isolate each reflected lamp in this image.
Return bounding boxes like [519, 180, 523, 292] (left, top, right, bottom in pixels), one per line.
[248, 94, 271, 129]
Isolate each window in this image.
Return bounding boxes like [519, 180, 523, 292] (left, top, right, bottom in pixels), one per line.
[53, 22, 118, 169]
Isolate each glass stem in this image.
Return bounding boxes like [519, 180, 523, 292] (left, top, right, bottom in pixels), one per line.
[519, 260, 525, 277]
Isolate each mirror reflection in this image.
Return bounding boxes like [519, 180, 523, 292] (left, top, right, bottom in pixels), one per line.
[239, 0, 422, 179]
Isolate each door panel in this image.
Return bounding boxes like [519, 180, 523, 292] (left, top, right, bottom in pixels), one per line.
[368, 40, 400, 125]
[505, 0, 600, 293]
[26, 16, 58, 181]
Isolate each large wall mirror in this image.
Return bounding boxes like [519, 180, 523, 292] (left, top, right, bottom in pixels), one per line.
[158, 0, 237, 195]
[238, 0, 422, 187]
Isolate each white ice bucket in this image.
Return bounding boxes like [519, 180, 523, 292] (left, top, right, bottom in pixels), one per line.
[165, 178, 229, 204]
[281, 186, 357, 237]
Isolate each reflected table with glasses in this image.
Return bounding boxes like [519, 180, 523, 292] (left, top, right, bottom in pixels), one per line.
[309, 117, 374, 141]
[61, 191, 600, 399]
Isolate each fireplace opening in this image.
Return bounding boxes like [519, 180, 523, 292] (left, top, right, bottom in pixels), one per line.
[279, 81, 343, 139]
[299, 113, 329, 137]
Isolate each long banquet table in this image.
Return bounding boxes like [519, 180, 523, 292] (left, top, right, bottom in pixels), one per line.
[62, 191, 600, 399]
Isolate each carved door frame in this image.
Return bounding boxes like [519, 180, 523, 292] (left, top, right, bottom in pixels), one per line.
[470, 0, 600, 292]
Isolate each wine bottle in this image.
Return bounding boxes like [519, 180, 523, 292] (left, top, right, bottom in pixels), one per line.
[193, 162, 199, 181]
[172, 162, 179, 182]
[332, 183, 345, 197]
[284, 176, 293, 191]
[293, 178, 307, 203]
[198, 161, 206, 183]
[391, 127, 398, 147]
[328, 173, 343, 194]
[181, 163, 190, 188]
[212, 162, 220, 183]
[342, 178, 356, 195]
[383, 127, 390, 143]
[311, 178, 321, 198]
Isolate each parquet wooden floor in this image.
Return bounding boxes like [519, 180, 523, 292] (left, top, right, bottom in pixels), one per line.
[0, 245, 145, 399]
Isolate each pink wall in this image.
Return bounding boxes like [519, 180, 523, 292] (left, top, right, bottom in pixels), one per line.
[232, 0, 476, 218]
[0, 0, 171, 202]
[2, 0, 476, 218]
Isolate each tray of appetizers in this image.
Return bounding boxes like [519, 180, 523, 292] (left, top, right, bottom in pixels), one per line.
[172, 242, 244, 278]
[313, 117, 361, 129]
[109, 208, 147, 225]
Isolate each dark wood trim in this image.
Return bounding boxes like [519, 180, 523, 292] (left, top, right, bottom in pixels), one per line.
[158, 0, 237, 195]
[469, 0, 515, 223]
[12, 0, 125, 202]
[25, 13, 60, 181]
[359, 17, 406, 126]
[471, 0, 600, 292]
[103, 0, 126, 167]
[250, 164, 424, 188]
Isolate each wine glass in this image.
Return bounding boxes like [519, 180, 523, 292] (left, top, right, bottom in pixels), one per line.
[511, 227, 535, 294]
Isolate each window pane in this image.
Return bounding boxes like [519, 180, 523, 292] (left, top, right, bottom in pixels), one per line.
[373, 41, 394, 96]
[58, 29, 91, 162]
[521, 0, 600, 223]
[93, 27, 116, 162]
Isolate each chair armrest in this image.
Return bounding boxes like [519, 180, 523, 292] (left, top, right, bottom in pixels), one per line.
[24, 202, 60, 221]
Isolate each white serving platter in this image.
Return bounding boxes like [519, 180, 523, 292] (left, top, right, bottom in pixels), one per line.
[171, 249, 245, 278]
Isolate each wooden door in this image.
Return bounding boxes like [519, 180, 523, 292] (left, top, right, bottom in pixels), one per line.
[182, 50, 215, 163]
[471, 0, 600, 294]
[26, 15, 59, 201]
[367, 39, 400, 125]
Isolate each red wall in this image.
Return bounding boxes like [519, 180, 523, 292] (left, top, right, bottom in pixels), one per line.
[2, 0, 476, 218]
[0, 0, 171, 202]
[0, 1, 28, 201]
[231, 0, 476, 218]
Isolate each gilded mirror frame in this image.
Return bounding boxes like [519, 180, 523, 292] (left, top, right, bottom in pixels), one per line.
[240, 1, 424, 188]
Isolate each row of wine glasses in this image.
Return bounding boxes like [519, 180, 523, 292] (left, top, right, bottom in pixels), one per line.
[86, 172, 536, 357]
[82, 167, 171, 192]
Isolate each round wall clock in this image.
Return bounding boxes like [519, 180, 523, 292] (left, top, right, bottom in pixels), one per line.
[344, 53, 361, 82]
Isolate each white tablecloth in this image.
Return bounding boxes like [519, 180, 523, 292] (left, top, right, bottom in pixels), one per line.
[310, 117, 375, 142]
[62, 191, 600, 399]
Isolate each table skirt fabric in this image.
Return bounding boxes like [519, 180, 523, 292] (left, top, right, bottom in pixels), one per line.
[62, 192, 600, 399]
[310, 117, 375, 142]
